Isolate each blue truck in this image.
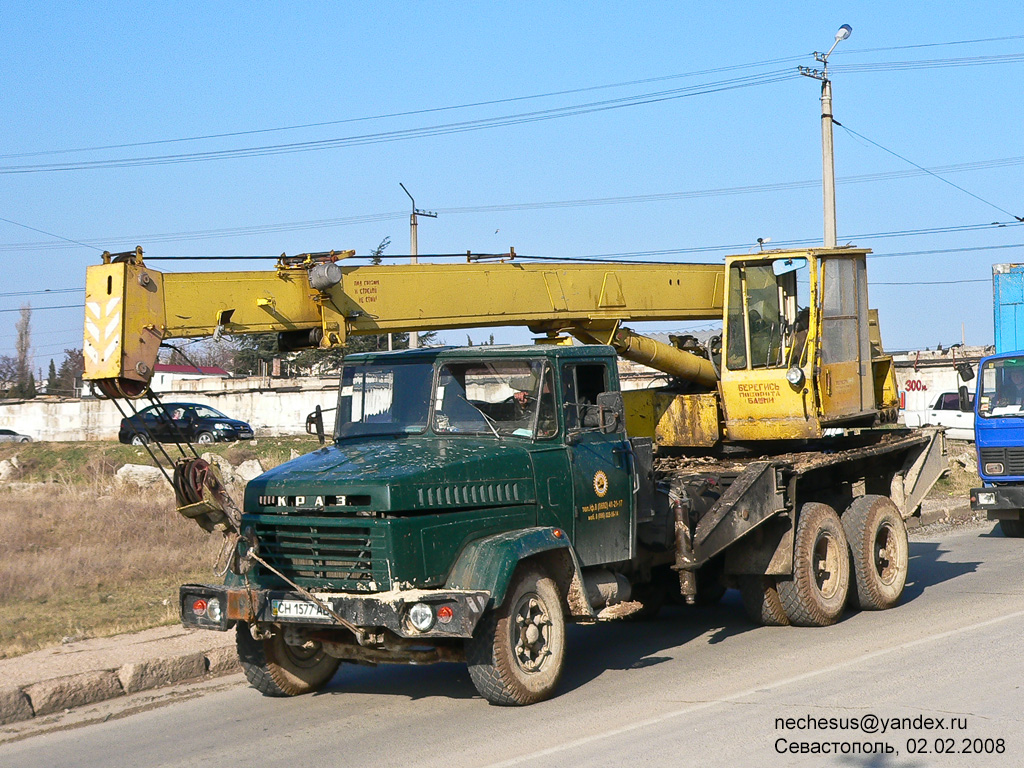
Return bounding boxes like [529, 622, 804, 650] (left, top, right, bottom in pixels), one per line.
[970, 264, 1024, 537]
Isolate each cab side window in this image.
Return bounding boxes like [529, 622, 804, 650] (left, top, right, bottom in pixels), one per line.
[562, 363, 608, 430]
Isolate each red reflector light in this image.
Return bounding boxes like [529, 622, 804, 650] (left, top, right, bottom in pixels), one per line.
[437, 605, 454, 624]
[192, 598, 208, 616]
[553, 529, 564, 538]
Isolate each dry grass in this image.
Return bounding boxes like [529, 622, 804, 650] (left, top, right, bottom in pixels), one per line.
[928, 440, 978, 500]
[0, 437, 320, 657]
[0, 480, 222, 657]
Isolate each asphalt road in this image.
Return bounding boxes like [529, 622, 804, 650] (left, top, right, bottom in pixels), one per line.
[4, 521, 1024, 768]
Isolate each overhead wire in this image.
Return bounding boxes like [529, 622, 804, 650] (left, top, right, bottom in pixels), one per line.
[3, 34, 1020, 162]
[836, 123, 1023, 221]
[4, 157, 1024, 253]
[0, 56, 807, 161]
[0, 70, 798, 174]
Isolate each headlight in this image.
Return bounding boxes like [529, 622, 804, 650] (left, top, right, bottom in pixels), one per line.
[985, 463, 1005, 475]
[977, 491, 997, 505]
[206, 598, 223, 622]
[408, 602, 435, 632]
[786, 366, 805, 387]
[214, 422, 231, 429]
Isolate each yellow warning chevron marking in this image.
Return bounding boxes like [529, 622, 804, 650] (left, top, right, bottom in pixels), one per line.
[83, 296, 122, 368]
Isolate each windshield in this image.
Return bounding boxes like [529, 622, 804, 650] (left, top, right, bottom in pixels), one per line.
[726, 261, 807, 371]
[433, 359, 556, 439]
[977, 358, 1024, 419]
[336, 360, 433, 438]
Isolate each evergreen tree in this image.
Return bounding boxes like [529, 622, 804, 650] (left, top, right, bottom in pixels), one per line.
[47, 359, 58, 392]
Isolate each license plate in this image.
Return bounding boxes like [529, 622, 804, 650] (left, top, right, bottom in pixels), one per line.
[271, 599, 331, 620]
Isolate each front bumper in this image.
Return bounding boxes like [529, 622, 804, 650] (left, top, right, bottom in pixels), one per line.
[180, 583, 490, 639]
[970, 485, 1024, 521]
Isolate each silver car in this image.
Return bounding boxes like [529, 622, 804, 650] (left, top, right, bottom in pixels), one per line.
[0, 428, 32, 443]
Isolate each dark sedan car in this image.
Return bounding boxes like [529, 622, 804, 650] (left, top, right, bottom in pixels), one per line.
[118, 403, 254, 445]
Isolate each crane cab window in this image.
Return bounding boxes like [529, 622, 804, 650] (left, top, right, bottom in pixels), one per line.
[726, 261, 805, 371]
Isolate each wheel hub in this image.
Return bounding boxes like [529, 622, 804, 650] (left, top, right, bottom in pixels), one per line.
[875, 524, 897, 584]
[513, 594, 551, 672]
[813, 532, 841, 599]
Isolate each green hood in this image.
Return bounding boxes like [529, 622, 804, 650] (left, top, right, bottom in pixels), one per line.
[245, 436, 537, 513]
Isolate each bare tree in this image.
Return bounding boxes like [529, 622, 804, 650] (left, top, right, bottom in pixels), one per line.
[12, 305, 35, 398]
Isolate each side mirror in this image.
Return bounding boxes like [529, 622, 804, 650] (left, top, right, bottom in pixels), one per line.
[595, 392, 625, 434]
[305, 405, 326, 446]
[958, 385, 971, 413]
[956, 362, 975, 382]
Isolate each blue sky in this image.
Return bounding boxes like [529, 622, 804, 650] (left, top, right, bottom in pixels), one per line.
[2, 3, 1022, 371]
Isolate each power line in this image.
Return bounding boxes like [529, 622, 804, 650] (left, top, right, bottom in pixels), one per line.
[0, 71, 798, 174]
[837, 123, 1023, 221]
[0, 57, 806, 161]
[840, 34, 1024, 54]
[4, 157, 1023, 253]
[4, 36, 1020, 163]
[0, 216, 105, 252]
[0, 288, 81, 298]
[0, 304, 82, 313]
[833, 52, 1024, 73]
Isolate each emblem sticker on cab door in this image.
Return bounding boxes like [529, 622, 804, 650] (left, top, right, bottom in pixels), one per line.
[593, 470, 609, 497]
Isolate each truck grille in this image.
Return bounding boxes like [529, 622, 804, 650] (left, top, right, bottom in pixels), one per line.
[251, 517, 389, 590]
[979, 447, 1024, 476]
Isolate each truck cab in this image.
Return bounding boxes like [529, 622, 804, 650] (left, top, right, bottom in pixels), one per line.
[971, 352, 1024, 536]
[183, 343, 658, 705]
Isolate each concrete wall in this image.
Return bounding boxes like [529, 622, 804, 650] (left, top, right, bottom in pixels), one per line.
[0, 377, 338, 442]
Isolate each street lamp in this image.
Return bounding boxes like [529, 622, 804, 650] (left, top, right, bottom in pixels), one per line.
[399, 183, 437, 348]
[799, 24, 852, 248]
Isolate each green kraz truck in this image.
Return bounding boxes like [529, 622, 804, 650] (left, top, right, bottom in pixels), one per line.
[180, 343, 940, 705]
[83, 247, 945, 705]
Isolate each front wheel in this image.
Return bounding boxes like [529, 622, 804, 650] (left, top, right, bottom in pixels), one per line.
[842, 495, 909, 610]
[466, 564, 566, 705]
[196, 431, 216, 444]
[1000, 519, 1024, 538]
[778, 502, 850, 627]
[236, 623, 340, 697]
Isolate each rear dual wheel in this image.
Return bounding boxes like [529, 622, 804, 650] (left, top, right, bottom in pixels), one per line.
[778, 503, 850, 627]
[842, 495, 909, 610]
[739, 575, 789, 626]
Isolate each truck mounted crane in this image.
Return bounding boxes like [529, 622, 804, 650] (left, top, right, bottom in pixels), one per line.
[83, 244, 945, 705]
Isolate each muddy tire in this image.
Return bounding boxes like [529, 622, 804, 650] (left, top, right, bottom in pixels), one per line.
[778, 503, 850, 627]
[842, 495, 909, 610]
[739, 575, 790, 626]
[236, 622, 340, 697]
[1000, 518, 1024, 538]
[466, 564, 566, 705]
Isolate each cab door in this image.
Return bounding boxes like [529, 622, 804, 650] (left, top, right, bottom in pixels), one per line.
[817, 255, 874, 422]
[563, 361, 633, 567]
[720, 257, 819, 440]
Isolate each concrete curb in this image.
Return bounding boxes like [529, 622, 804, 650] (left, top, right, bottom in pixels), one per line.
[0, 643, 240, 726]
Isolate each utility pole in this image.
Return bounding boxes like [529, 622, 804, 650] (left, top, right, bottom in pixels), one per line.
[799, 24, 852, 249]
[399, 183, 437, 348]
